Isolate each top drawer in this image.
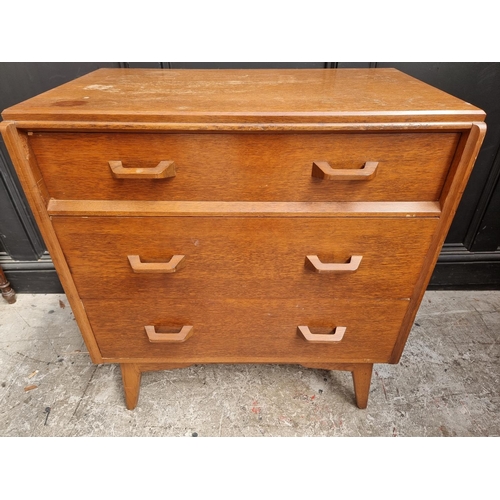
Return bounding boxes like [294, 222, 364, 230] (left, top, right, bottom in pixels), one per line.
[29, 131, 460, 202]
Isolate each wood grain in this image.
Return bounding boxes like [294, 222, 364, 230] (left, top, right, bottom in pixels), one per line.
[305, 254, 363, 273]
[109, 160, 176, 179]
[29, 131, 459, 202]
[85, 297, 410, 363]
[145, 325, 194, 343]
[6, 121, 476, 132]
[1, 68, 485, 124]
[46, 199, 442, 217]
[51, 216, 439, 301]
[351, 364, 373, 409]
[120, 363, 141, 410]
[297, 325, 346, 343]
[128, 254, 186, 273]
[311, 161, 378, 180]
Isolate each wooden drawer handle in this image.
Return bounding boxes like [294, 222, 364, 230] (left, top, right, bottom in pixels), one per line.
[128, 255, 185, 273]
[109, 160, 176, 179]
[312, 161, 378, 180]
[298, 326, 346, 343]
[305, 255, 362, 273]
[145, 325, 194, 343]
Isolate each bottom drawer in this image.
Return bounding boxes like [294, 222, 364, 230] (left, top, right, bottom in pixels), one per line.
[85, 297, 410, 364]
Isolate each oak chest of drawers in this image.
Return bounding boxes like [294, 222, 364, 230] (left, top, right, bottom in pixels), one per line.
[1, 68, 486, 409]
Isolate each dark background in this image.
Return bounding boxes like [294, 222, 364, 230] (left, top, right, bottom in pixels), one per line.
[1, 62, 499, 292]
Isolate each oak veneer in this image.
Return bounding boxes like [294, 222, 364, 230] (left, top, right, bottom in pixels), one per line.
[51, 216, 438, 300]
[0, 69, 486, 410]
[29, 131, 459, 202]
[82, 297, 410, 362]
[1, 68, 484, 124]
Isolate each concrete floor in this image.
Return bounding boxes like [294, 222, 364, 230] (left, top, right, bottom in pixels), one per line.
[0, 290, 498, 437]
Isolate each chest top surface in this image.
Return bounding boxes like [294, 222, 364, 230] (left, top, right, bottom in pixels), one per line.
[1, 68, 485, 125]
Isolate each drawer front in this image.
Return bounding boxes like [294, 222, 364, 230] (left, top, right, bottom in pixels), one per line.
[84, 296, 410, 363]
[52, 216, 438, 300]
[31, 131, 459, 202]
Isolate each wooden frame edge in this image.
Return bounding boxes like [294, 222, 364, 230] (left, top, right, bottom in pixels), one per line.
[47, 199, 442, 218]
[9, 120, 475, 133]
[389, 122, 487, 363]
[0, 121, 104, 363]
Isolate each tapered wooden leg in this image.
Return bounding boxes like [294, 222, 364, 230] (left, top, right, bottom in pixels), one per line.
[121, 363, 142, 410]
[0, 267, 16, 304]
[351, 363, 373, 409]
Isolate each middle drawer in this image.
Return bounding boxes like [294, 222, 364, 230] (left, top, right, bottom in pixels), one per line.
[52, 216, 438, 300]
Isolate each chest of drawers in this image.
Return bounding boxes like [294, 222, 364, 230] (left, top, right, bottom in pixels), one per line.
[0, 68, 486, 410]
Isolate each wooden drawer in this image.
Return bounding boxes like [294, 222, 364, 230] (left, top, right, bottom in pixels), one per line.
[84, 296, 410, 363]
[52, 216, 438, 300]
[30, 131, 459, 202]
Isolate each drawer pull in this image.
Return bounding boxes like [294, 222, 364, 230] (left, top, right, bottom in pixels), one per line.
[305, 255, 362, 273]
[298, 326, 346, 343]
[312, 161, 378, 181]
[109, 160, 176, 179]
[128, 255, 185, 273]
[145, 325, 194, 343]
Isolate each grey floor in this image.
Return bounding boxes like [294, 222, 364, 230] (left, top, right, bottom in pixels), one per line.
[0, 290, 498, 437]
